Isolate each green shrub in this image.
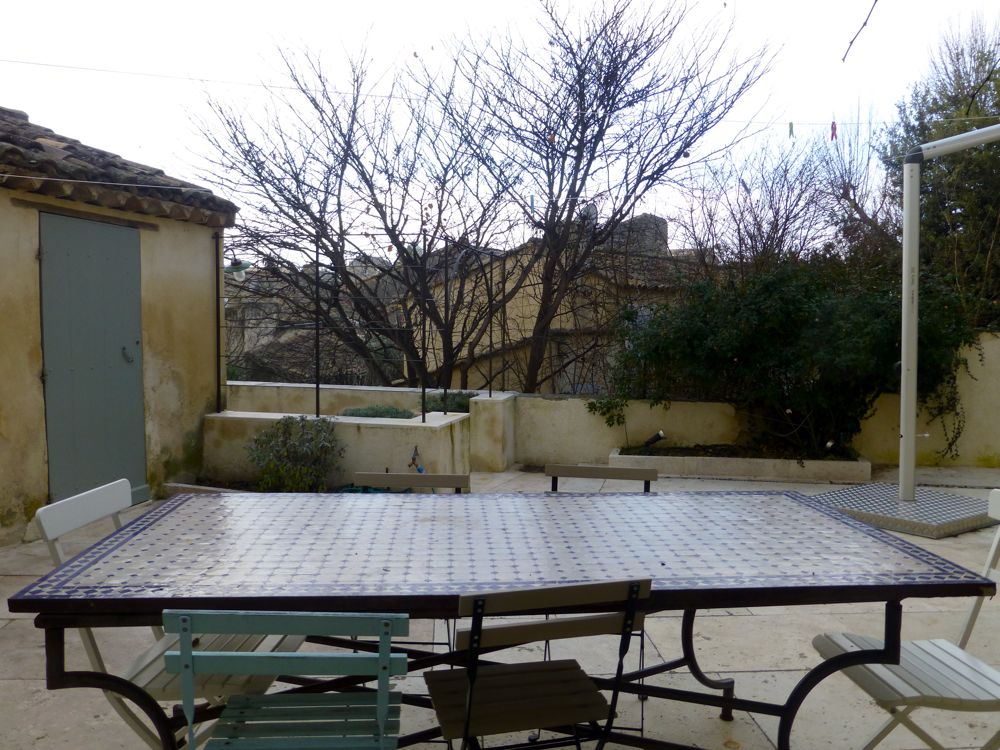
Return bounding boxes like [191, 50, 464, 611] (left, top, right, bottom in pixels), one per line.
[590, 261, 977, 458]
[247, 415, 344, 492]
[423, 391, 478, 413]
[340, 405, 416, 419]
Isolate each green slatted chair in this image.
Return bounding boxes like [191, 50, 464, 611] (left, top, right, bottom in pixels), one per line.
[164, 610, 409, 750]
[424, 579, 650, 750]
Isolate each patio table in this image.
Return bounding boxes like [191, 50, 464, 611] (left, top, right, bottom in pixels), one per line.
[8, 490, 995, 750]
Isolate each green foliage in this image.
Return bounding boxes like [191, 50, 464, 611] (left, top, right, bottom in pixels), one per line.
[881, 20, 1000, 327]
[423, 391, 478, 413]
[340, 405, 417, 419]
[585, 394, 630, 426]
[226, 363, 249, 381]
[247, 416, 344, 492]
[591, 260, 977, 458]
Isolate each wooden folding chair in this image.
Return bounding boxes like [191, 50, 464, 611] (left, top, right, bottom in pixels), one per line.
[164, 610, 409, 750]
[424, 579, 650, 750]
[33, 479, 305, 748]
[813, 490, 1000, 750]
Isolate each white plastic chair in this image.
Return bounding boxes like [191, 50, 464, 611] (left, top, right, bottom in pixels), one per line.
[34, 479, 304, 749]
[812, 490, 1000, 750]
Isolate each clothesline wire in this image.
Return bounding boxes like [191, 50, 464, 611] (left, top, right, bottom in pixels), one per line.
[2, 57, 997, 128]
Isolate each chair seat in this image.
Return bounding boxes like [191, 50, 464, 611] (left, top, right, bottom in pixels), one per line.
[126, 632, 306, 700]
[205, 691, 402, 750]
[424, 659, 609, 740]
[813, 632, 1000, 710]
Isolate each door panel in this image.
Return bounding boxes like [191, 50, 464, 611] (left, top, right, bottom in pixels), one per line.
[39, 212, 149, 503]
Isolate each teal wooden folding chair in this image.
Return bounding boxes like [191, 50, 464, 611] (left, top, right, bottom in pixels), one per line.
[164, 610, 409, 750]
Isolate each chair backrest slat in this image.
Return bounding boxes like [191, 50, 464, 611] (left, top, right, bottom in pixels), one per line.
[457, 579, 651, 616]
[32, 480, 135, 681]
[34, 478, 132, 556]
[163, 610, 409, 638]
[455, 611, 646, 650]
[956, 490, 1000, 648]
[164, 650, 408, 677]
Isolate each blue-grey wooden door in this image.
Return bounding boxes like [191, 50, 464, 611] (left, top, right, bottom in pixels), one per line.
[39, 212, 149, 503]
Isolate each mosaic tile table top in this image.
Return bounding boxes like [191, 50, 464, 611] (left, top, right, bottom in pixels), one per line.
[10, 492, 993, 619]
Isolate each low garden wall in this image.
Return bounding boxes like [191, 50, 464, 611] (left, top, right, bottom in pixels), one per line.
[215, 333, 1000, 480]
[203, 410, 469, 486]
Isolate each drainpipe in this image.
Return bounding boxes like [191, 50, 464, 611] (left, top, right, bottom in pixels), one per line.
[898, 122, 1000, 501]
[214, 231, 223, 413]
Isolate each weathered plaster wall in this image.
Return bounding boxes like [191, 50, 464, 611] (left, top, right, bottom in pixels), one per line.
[140, 219, 219, 489]
[469, 393, 517, 471]
[0, 196, 49, 544]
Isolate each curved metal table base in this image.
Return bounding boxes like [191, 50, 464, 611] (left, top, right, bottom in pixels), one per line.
[598, 602, 903, 750]
[43, 626, 185, 750]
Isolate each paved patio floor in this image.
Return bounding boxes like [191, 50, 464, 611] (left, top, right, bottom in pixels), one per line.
[2, 466, 998, 750]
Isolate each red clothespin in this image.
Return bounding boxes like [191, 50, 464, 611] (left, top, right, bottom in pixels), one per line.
[831, 120, 838, 140]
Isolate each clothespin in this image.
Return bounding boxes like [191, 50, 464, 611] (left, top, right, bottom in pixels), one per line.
[831, 120, 838, 141]
[788, 121, 794, 138]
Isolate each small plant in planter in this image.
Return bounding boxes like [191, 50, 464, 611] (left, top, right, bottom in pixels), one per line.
[340, 405, 416, 419]
[247, 415, 344, 492]
[424, 391, 478, 413]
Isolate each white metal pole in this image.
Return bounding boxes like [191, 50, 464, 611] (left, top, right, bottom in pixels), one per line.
[899, 152, 922, 502]
[896, 122, 1000, 502]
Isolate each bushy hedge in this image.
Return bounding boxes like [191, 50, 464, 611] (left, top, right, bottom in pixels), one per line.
[589, 261, 976, 458]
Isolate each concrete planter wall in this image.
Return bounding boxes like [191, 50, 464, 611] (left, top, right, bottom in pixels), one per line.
[610, 449, 872, 483]
[203, 410, 469, 486]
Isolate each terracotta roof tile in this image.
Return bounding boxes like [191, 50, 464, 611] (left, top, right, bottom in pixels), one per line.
[0, 106, 236, 227]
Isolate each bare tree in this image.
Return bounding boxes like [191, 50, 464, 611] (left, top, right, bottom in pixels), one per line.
[431, 0, 769, 390]
[204, 52, 523, 388]
[204, 0, 767, 392]
[674, 141, 831, 278]
[817, 115, 901, 268]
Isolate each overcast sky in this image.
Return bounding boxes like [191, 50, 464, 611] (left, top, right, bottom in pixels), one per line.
[1, 0, 994, 195]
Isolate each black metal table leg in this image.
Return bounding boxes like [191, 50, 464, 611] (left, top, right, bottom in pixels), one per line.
[680, 609, 735, 720]
[775, 601, 902, 750]
[44, 626, 179, 749]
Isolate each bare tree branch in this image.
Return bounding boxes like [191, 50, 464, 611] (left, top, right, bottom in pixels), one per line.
[842, 0, 880, 62]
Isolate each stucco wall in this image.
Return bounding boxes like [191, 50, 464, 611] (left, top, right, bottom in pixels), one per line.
[513, 395, 739, 466]
[0, 197, 49, 544]
[140, 217, 220, 488]
[226, 382, 425, 415]
[469, 392, 517, 471]
[855, 333, 1000, 466]
[0, 192, 221, 543]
